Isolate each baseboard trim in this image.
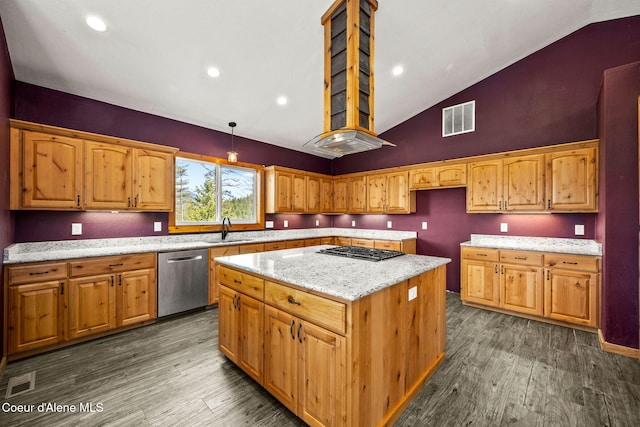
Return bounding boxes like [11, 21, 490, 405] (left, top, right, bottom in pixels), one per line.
[598, 329, 640, 359]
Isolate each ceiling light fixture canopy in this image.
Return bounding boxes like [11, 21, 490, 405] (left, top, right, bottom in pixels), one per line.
[304, 0, 395, 158]
[227, 121, 238, 162]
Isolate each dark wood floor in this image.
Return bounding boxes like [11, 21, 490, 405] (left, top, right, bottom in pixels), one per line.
[1, 292, 639, 426]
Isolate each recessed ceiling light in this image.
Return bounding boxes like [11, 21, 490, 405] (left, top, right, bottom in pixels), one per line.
[277, 96, 288, 105]
[86, 16, 107, 32]
[392, 65, 404, 76]
[207, 67, 221, 78]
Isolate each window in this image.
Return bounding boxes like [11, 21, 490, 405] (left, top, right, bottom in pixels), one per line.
[170, 153, 263, 233]
[443, 100, 475, 137]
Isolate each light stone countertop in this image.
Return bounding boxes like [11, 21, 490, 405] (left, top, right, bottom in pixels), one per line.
[3, 228, 417, 264]
[215, 245, 451, 301]
[460, 234, 602, 256]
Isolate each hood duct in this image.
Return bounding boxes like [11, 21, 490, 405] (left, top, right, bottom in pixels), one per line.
[304, 0, 394, 158]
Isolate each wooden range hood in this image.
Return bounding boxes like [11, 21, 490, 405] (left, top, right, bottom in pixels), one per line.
[305, 0, 395, 158]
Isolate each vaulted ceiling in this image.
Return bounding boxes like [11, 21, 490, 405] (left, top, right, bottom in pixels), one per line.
[1, 0, 639, 157]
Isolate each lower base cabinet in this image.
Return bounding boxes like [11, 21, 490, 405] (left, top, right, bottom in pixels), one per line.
[461, 247, 600, 328]
[217, 263, 446, 427]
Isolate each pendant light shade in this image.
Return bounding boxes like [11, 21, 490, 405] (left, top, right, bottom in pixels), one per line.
[227, 121, 238, 162]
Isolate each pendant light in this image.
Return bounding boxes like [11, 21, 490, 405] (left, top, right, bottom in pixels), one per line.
[227, 121, 238, 162]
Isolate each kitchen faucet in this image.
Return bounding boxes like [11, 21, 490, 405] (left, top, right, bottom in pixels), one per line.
[221, 216, 232, 240]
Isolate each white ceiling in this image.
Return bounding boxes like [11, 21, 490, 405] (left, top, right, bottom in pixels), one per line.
[1, 0, 639, 157]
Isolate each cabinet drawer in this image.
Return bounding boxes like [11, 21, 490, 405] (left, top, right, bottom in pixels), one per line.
[69, 253, 156, 277]
[304, 238, 322, 247]
[265, 281, 346, 334]
[264, 241, 286, 251]
[461, 247, 500, 262]
[374, 240, 401, 251]
[545, 254, 600, 272]
[500, 250, 543, 266]
[8, 262, 67, 285]
[218, 266, 264, 300]
[335, 237, 351, 246]
[285, 240, 305, 248]
[238, 243, 264, 254]
[351, 238, 374, 248]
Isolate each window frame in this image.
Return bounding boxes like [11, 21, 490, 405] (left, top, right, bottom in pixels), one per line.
[442, 100, 475, 137]
[169, 151, 264, 234]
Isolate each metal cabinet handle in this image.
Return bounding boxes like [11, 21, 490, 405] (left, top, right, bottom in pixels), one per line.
[60, 282, 64, 295]
[118, 274, 122, 286]
[547, 200, 551, 209]
[562, 261, 579, 265]
[29, 271, 50, 276]
[77, 195, 81, 207]
[546, 270, 550, 280]
[476, 253, 488, 257]
[290, 320, 295, 340]
[501, 265, 504, 274]
[110, 276, 115, 287]
[298, 322, 303, 343]
[109, 263, 124, 268]
[515, 256, 527, 260]
[287, 296, 301, 306]
[495, 264, 498, 274]
[128, 197, 131, 207]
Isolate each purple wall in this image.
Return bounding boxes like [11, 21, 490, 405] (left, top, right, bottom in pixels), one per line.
[0, 16, 14, 359]
[597, 62, 640, 349]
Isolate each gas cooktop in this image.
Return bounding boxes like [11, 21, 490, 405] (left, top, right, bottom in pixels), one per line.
[317, 246, 405, 261]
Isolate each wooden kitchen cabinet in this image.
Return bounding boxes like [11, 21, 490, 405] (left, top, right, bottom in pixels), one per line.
[466, 159, 503, 212]
[320, 177, 334, 212]
[546, 147, 597, 212]
[348, 175, 367, 213]
[461, 247, 500, 307]
[209, 245, 240, 305]
[544, 253, 599, 327]
[20, 130, 84, 209]
[367, 171, 415, 214]
[133, 149, 174, 211]
[409, 163, 466, 190]
[332, 177, 348, 213]
[68, 274, 116, 339]
[118, 268, 156, 326]
[85, 141, 132, 210]
[462, 246, 600, 329]
[265, 166, 307, 213]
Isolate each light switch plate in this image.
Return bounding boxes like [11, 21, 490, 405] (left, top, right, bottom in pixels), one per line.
[283, 220, 289, 228]
[575, 224, 585, 236]
[154, 222, 162, 232]
[71, 223, 82, 236]
[316, 219, 320, 227]
[265, 221, 274, 228]
[500, 223, 508, 233]
[408, 286, 417, 301]
[421, 221, 428, 230]
[387, 221, 392, 228]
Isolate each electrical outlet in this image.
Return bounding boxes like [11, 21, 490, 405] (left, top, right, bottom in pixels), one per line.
[154, 222, 162, 232]
[421, 221, 428, 230]
[408, 286, 417, 301]
[575, 224, 585, 236]
[71, 223, 82, 236]
[387, 221, 392, 229]
[283, 220, 289, 228]
[351, 220, 356, 227]
[265, 221, 274, 228]
[315, 219, 320, 227]
[500, 223, 508, 233]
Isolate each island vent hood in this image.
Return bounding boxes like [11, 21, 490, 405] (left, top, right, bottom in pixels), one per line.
[304, 0, 395, 158]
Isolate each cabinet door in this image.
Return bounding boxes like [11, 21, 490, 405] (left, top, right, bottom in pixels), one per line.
[264, 306, 298, 413]
[467, 159, 503, 212]
[68, 274, 117, 339]
[8, 281, 66, 354]
[436, 164, 466, 187]
[349, 176, 367, 213]
[238, 294, 264, 384]
[367, 174, 386, 213]
[274, 171, 293, 212]
[500, 264, 544, 316]
[320, 177, 333, 212]
[292, 174, 307, 212]
[22, 131, 83, 209]
[386, 171, 412, 213]
[546, 148, 597, 211]
[545, 268, 598, 327]
[85, 141, 133, 210]
[306, 175, 322, 214]
[332, 178, 348, 213]
[461, 259, 500, 307]
[117, 268, 156, 327]
[209, 246, 240, 305]
[134, 149, 174, 211]
[409, 168, 436, 189]
[218, 285, 240, 361]
[298, 320, 346, 427]
[503, 155, 545, 211]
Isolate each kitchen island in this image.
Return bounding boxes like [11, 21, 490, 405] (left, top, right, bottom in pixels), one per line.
[215, 246, 450, 426]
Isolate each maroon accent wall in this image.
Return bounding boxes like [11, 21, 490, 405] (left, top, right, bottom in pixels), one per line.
[597, 62, 640, 349]
[0, 15, 15, 358]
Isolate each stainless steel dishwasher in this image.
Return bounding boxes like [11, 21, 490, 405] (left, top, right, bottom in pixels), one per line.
[157, 249, 208, 317]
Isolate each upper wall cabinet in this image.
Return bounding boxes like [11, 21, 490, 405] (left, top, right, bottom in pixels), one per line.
[466, 146, 597, 213]
[409, 163, 466, 190]
[367, 171, 415, 214]
[265, 166, 333, 214]
[10, 120, 178, 212]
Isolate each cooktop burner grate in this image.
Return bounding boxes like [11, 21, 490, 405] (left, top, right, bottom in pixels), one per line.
[317, 246, 405, 261]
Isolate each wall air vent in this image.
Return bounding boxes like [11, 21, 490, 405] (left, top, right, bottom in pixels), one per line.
[443, 100, 475, 137]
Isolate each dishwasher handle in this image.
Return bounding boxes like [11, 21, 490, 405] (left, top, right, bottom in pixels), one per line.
[166, 255, 204, 263]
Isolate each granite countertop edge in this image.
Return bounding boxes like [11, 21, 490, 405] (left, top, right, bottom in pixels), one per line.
[460, 234, 602, 256]
[3, 228, 418, 264]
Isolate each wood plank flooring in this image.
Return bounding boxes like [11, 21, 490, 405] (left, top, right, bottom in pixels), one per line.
[1, 292, 639, 426]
